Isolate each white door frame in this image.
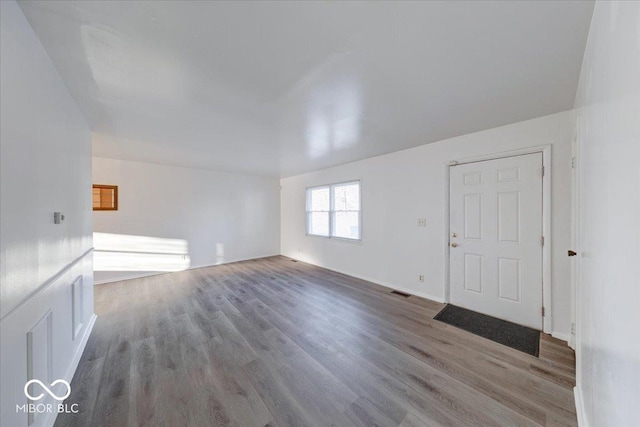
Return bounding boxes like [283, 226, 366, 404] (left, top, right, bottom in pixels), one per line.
[571, 116, 582, 353]
[443, 145, 552, 334]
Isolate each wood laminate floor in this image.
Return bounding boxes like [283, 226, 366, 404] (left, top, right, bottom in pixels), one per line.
[55, 256, 577, 427]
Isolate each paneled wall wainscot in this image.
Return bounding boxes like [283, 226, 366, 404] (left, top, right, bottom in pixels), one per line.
[0, 251, 96, 427]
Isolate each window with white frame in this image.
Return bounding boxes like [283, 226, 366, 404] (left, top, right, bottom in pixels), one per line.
[306, 181, 361, 240]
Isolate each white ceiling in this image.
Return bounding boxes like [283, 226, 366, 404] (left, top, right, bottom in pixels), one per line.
[18, 1, 594, 177]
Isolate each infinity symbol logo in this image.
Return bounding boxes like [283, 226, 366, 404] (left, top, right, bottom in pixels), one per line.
[24, 379, 71, 401]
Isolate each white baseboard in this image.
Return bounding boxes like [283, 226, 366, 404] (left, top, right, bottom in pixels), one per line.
[94, 253, 281, 285]
[64, 314, 97, 383]
[288, 256, 446, 304]
[574, 386, 588, 427]
[97, 252, 448, 305]
[45, 314, 97, 427]
[94, 271, 159, 285]
[551, 331, 571, 343]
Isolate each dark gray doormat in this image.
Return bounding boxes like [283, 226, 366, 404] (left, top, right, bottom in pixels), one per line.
[434, 304, 540, 357]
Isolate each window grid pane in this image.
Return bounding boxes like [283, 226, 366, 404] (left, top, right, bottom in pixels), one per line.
[308, 187, 330, 212]
[333, 183, 360, 211]
[308, 212, 330, 236]
[332, 211, 360, 239]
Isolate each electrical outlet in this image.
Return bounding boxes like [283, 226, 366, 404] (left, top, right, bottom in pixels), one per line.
[418, 274, 424, 282]
[417, 218, 426, 227]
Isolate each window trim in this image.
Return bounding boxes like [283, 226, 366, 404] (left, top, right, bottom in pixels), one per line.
[305, 180, 361, 241]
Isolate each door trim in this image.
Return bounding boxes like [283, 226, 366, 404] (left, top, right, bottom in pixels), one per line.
[443, 145, 552, 333]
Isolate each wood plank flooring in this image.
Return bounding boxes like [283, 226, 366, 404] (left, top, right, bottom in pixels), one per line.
[55, 256, 576, 427]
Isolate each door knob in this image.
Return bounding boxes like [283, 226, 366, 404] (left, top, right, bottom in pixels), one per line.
[452, 232, 458, 238]
[451, 242, 458, 248]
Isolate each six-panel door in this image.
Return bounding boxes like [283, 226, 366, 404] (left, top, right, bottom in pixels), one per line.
[449, 153, 543, 329]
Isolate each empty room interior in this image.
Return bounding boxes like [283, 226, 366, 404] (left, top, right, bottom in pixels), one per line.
[1, 1, 639, 426]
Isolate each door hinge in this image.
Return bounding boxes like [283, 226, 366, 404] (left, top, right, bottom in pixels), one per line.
[571, 323, 575, 334]
[571, 157, 577, 169]
[541, 166, 545, 176]
[540, 236, 545, 246]
[542, 307, 545, 317]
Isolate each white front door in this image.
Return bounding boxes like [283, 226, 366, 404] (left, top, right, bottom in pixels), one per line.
[449, 153, 543, 329]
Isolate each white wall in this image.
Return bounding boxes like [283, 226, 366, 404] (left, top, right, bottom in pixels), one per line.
[92, 157, 280, 284]
[572, 2, 640, 426]
[281, 111, 574, 338]
[0, 2, 95, 426]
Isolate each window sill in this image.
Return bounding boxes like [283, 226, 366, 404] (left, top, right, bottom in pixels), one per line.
[306, 234, 363, 245]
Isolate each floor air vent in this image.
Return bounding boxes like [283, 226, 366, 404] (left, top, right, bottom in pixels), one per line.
[290, 259, 298, 262]
[391, 290, 411, 298]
